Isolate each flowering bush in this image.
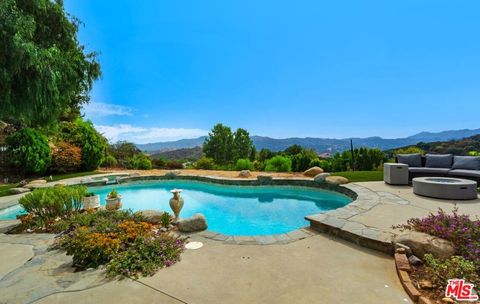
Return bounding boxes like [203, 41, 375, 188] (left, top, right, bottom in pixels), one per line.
[54, 211, 185, 278]
[395, 208, 480, 271]
[106, 235, 185, 278]
[51, 142, 82, 173]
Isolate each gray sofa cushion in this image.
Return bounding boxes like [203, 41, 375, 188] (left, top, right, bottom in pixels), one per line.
[452, 156, 480, 170]
[425, 154, 453, 168]
[397, 154, 422, 167]
[408, 167, 451, 174]
[448, 169, 480, 178]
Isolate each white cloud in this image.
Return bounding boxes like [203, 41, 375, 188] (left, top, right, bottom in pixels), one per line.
[83, 102, 134, 117]
[95, 124, 208, 144]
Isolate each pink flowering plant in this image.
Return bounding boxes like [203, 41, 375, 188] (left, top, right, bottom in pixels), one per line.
[395, 208, 480, 272]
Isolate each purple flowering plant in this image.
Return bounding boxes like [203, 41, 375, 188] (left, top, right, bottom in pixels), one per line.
[395, 208, 480, 272]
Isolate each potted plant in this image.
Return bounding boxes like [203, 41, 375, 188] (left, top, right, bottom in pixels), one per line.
[105, 189, 122, 210]
[82, 192, 100, 209]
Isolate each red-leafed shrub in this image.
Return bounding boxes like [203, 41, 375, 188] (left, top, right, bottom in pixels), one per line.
[52, 142, 82, 173]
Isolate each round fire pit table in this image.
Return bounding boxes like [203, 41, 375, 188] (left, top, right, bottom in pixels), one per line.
[412, 177, 478, 200]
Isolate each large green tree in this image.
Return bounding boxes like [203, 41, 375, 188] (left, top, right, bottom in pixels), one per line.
[233, 128, 253, 160]
[0, 0, 100, 126]
[203, 124, 255, 165]
[203, 124, 234, 165]
[108, 141, 141, 168]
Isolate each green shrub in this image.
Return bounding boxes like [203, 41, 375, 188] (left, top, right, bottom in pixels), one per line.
[51, 142, 82, 173]
[6, 128, 52, 174]
[258, 149, 276, 162]
[309, 158, 322, 167]
[253, 160, 264, 171]
[102, 155, 118, 167]
[131, 154, 152, 170]
[152, 158, 166, 169]
[424, 254, 479, 288]
[166, 160, 183, 169]
[159, 212, 172, 228]
[195, 157, 215, 170]
[309, 158, 332, 172]
[235, 158, 253, 171]
[19, 185, 87, 230]
[265, 156, 292, 172]
[291, 153, 313, 172]
[60, 119, 106, 171]
[327, 147, 386, 172]
[394, 147, 425, 155]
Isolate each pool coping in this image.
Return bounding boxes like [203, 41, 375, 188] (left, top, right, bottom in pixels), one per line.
[305, 183, 405, 255]
[0, 173, 356, 245]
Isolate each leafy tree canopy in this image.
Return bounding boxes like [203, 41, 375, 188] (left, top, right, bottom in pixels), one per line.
[203, 124, 234, 165]
[107, 141, 141, 167]
[233, 128, 253, 160]
[203, 124, 255, 165]
[0, 0, 100, 126]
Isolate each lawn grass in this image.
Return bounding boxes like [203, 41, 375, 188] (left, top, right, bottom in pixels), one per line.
[0, 184, 18, 197]
[47, 171, 105, 182]
[332, 170, 383, 183]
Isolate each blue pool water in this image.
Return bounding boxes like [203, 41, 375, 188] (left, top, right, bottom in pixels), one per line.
[0, 180, 352, 235]
[0, 204, 26, 220]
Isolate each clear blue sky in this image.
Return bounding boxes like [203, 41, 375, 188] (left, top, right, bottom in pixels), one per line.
[65, 0, 480, 144]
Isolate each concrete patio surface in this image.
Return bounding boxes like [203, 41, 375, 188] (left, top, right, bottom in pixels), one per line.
[353, 181, 480, 232]
[0, 233, 410, 304]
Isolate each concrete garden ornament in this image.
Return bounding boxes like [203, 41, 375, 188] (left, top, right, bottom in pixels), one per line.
[106, 189, 122, 210]
[169, 189, 184, 219]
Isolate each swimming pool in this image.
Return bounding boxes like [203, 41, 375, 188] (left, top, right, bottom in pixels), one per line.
[0, 180, 352, 235]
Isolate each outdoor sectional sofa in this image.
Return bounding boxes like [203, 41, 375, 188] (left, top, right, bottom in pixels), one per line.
[395, 153, 480, 182]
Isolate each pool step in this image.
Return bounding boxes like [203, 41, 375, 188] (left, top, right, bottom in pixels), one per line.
[306, 214, 395, 255]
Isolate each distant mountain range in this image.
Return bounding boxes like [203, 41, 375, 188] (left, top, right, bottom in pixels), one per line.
[150, 147, 203, 161]
[387, 134, 480, 156]
[136, 128, 480, 154]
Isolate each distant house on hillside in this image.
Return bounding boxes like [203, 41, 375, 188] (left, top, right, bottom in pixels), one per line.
[318, 152, 332, 159]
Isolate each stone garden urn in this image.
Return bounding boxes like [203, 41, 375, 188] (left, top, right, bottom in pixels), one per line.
[169, 189, 184, 219]
[105, 189, 122, 210]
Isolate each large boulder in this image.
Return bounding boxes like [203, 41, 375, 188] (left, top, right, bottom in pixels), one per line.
[139, 210, 165, 224]
[24, 179, 48, 189]
[394, 231, 455, 260]
[314, 173, 331, 183]
[325, 176, 349, 185]
[238, 170, 252, 178]
[29, 179, 47, 185]
[303, 167, 324, 177]
[177, 213, 207, 232]
[9, 187, 30, 194]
